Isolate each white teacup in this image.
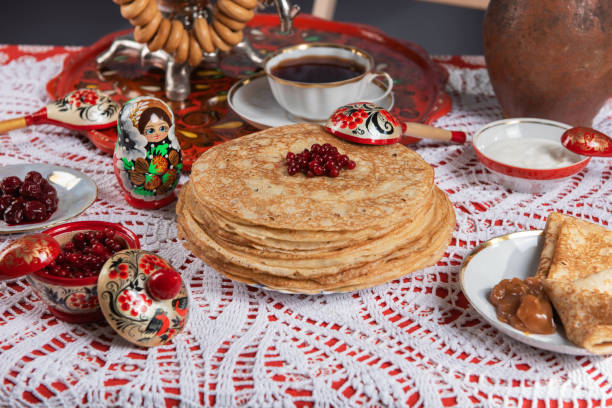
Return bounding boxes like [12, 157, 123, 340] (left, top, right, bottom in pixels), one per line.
[264, 43, 393, 121]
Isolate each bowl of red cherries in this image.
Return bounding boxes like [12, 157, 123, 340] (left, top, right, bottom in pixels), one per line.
[0, 171, 58, 225]
[0, 164, 97, 233]
[19, 221, 140, 323]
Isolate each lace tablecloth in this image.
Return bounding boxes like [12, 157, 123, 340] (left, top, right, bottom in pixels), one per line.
[0, 45, 611, 407]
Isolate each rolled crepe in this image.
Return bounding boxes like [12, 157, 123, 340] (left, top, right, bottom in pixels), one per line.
[544, 269, 612, 354]
[542, 216, 612, 354]
[535, 212, 565, 278]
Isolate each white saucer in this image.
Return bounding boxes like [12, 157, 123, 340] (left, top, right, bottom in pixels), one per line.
[228, 73, 395, 130]
[0, 164, 97, 234]
[460, 230, 594, 355]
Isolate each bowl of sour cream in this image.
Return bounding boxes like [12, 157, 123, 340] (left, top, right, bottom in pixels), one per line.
[473, 118, 590, 193]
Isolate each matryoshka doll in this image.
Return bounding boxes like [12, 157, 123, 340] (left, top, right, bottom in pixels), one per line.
[114, 96, 182, 209]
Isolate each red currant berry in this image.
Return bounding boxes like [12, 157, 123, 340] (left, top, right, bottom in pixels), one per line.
[346, 160, 356, 170]
[91, 243, 106, 256]
[328, 167, 340, 178]
[66, 253, 80, 265]
[325, 160, 338, 171]
[104, 228, 115, 240]
[338, 155, 349, 167]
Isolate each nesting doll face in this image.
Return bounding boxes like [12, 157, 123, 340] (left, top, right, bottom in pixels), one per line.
[143, 115, 169, 143]
[113, 96, 182, 205]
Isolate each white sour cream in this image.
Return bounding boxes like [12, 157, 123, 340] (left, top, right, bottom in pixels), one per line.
[482, 138, 582, 169]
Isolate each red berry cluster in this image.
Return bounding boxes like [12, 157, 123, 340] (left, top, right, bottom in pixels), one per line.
[285, 143, 356, 178]
[330, 107, 368, 130]
[69, 89, 99, 108]
[67, 292, 100, 310]
[118, 289, 152, 317]
[0, 172, 58, 225]
[43, 228, 127, 279]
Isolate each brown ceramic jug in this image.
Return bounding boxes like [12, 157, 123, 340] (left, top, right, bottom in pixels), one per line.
[483, 0, 612, 127]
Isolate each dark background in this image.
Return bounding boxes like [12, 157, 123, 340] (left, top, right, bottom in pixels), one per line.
[0, 1, 485, 55]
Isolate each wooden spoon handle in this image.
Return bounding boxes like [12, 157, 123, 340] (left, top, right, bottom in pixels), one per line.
[402, 122, 466, 143]
[0, 117, 27, 134]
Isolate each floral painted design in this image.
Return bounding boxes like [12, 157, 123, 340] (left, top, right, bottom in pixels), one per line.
[50, 89, 118, 125]
[118, 289, 153, 317]
[0, 234, 59, 278]
[67, 292, 100, 310]
[27, 275, 99, 314]
[563, 127, 610, 154]
[329, 102, 399, 139]
[98, 250, 188, 347]
[139, 254, 169, 274]
[109, 263, 129, 280]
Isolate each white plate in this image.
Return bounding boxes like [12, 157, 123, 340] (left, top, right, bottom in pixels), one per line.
[460, 230, 594, 355]
[0, 164, 97, 234]
[228, 73, 395, 130]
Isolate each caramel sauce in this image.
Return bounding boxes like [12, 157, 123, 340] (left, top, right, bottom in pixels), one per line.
[489, 276, 556, 335]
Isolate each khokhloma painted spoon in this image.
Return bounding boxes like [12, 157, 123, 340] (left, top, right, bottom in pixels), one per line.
[326, 102, 466, 145]
[561, 126, 612, 157]
[0, 89, 119, 133]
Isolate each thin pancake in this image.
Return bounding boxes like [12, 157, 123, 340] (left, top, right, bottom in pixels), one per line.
[181, 186, 441, 268]
[544, 269, 612, 354]
[542, 215, 612, 354]
[188, 123, 434, 231]
[546, 217, 612, 282]
[186, 180, 434, 249]
[177, 186, 455, 286]
[178, 192, 454, 293]
[535, 212, 565, 278]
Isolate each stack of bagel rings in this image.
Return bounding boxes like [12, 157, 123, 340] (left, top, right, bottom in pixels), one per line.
[114, 0, 258, 66]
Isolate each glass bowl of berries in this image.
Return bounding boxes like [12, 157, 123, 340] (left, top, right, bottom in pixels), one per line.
[17, 221, 140, 323]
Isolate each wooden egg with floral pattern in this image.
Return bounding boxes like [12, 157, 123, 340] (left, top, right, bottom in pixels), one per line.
[113, 96, 183, 210]
[98, 249, 189, 348]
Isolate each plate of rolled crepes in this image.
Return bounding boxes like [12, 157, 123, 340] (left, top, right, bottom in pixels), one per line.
[462, 212, 612, 355]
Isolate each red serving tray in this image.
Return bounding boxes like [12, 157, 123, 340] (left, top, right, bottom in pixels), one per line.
[47, 14, 452, 171]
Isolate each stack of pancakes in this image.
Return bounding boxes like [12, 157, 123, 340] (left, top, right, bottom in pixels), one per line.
[177, 124, 455, 293]
[536, 212, 612, 354]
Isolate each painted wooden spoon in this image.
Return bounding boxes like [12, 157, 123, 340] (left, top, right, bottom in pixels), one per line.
[0, 89, 120, 133]
[325, 102, 466, 145]
[561, 127, 612, 157]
